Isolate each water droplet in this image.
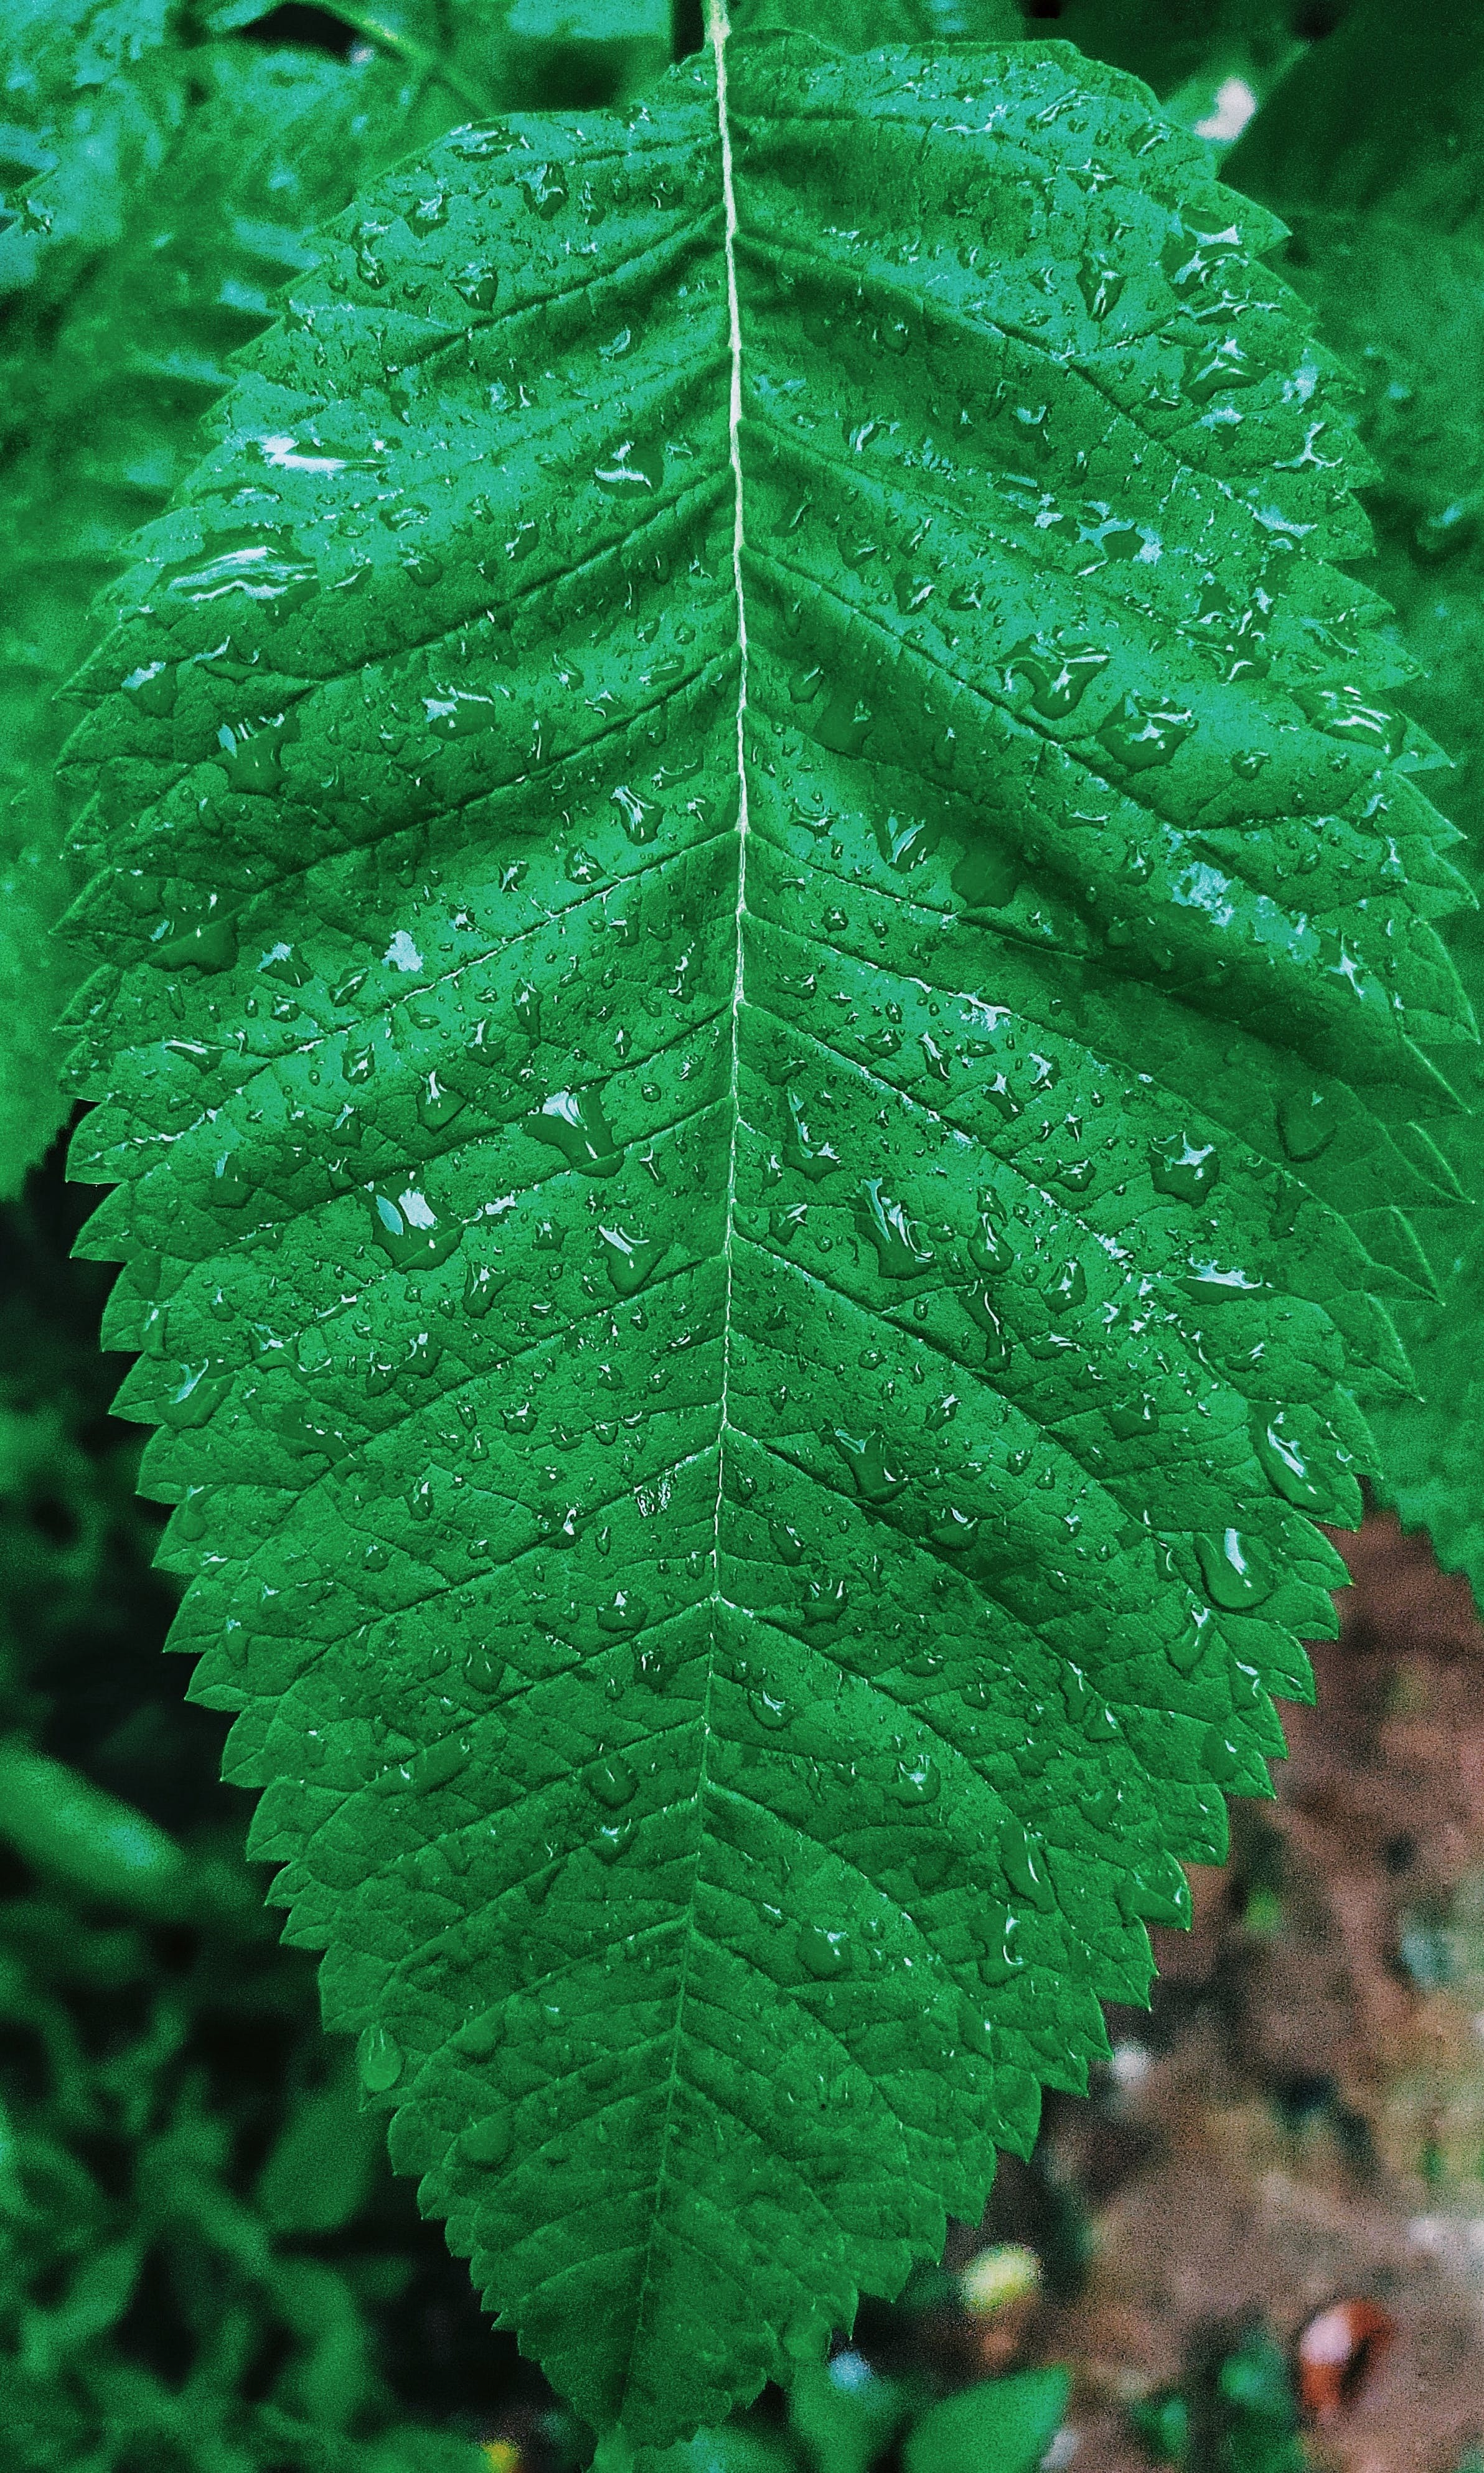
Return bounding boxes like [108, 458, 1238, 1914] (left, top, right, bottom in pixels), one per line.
[217, 707, 298, 793]
[1078, 253, 1125, 319]
[1183, 337, 1262, 401]
[1253, 1410, 1325, 1509]
[358, 2024, 403, 2094]
[830, 1427, 908, 1506]
[952, 842, 1019, 910]
[520, 162, 568, 217]
[979, 1914, 1023, 1986]
[459, 2108, 512, 2166]
[797, 1925, 852, 1979]
[514, 982, 542, 1036]
[997, 1823, 1054, 1910]
[156, 527, 316, 614]
[1195, 1526, 1272, 1610]
[750, 1687, 793, 1729]
[594, 437, 662, 494]
[370, 1188, 463, 1270]
[1276, 1087, 1336, 1161]
[176, 1490, 209, 1542]
[801, 1579, 849, 1626]
[967, 1208, 1013, 1274]
[1167, 1602, 1216, 1676]
[1108, 1395, 1157, 1440]
[784, 1089, 842, 1181]
[363, 1540, 390, 1571]
[124, 659, 176, 716]
[528, 1088, 623, 1176]
[1006, 633, 1109, 718]
[612, 782, 660, 843]
[769, 1521, 805, 1566]
[963, 1287, 1011, 1368]
[1200, 1726, 1241, 1785]
[1294, 685, 1406, 756]
[424, 688, 498, 739]
[888, 1754, 941, 1803]
[858, 1180, 934, 1277]
[464, 1642, 507, 1694]
[417, 1071, 468, 1131]
[149, 911, 238, 975]
[928, 1507, 979, 1551]
[599, 1224, 667, 1297]
[452, 263, 499, 310]
[1149, 1132, 1220, 1204]
[589, 1752, 637, 1809]
[1097, 694, 1193, 772]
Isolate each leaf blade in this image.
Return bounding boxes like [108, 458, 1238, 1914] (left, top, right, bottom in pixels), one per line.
[61, 27, 1468, 2439]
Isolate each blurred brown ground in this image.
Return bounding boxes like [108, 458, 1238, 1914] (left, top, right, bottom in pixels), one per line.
[983, 1514, 1484, 2470]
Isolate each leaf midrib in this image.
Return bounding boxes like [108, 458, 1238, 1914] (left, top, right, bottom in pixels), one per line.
[620, 0, 751, 2396]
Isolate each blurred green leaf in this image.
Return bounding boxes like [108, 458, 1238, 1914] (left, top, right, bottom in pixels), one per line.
[903, 2370, 1071, 2473]
[1226, 0, 1484, 1607]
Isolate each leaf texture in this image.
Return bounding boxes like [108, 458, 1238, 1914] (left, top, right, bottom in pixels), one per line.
[1226, 0, 1484, 1593]
[61, 27, 1473, 2441]
[0, 0, 668, 1197]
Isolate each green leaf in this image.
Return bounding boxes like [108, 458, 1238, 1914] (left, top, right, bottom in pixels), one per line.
[60, 20, 1467, 2444]
[789, 2357, 909, 2473]
[253, 2045, 386, 2233]
[903, 2371, 1069, 2473]
[1225, 0, 1484, 1596]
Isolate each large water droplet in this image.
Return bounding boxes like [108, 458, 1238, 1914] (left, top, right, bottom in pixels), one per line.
[830, 1427, 908, 1506]
[218, 707, 297, 793]
[1195, 1526, 1272, 1610]
[858, 1180, 934, 1277]
[599, 1224, 667, 1297]
[417, 1071, 468, 1131]
[370, 1187, 463, 1269]
[967, 1208, 1013, 1275]
[529, 1088, 623, 1176]
[589, 1752, 637, 1809]
[1149, 1132, 1220, 1204]
[1276, 1088, 1336, 1161]
[594, 437, 662, 494]
[783, 1089, 842, 1182]
[358, 2024, 403, 2093]
[1006, 634, 1109, 718]
[1252, 1410, 1325, 1509]
[156, 527, 316, 613]
[597, 1590, 648, 1635]
[1097, 695, 1193, 772]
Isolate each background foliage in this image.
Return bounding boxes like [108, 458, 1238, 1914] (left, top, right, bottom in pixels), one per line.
[4, 0, 1483, 2465]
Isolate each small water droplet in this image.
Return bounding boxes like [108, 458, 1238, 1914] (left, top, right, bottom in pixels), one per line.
[459, 2108, 512, 2166]
[589, 1752, 637, 1809]
[797, 1924, 851, 1979]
